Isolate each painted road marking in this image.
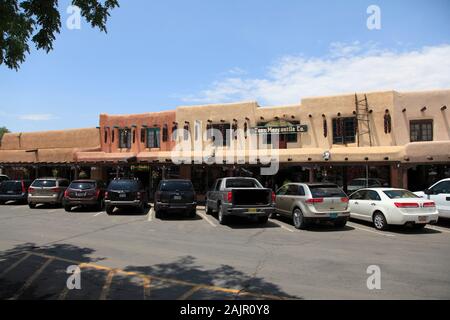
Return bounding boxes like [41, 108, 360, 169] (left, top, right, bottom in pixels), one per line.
[426, 225, 450, 234]
[196, 210, 218, 227]
[177, 285, 202, 300]
[147, 208, 154, 222]
[47, 209, 60, 213]
[270, 219, 296, 232]
[93, 212, 104, 217]
[143, 276, 151, 300]
[10, 205, 28, 210]
[0, 252, 32, 278]
[10, 258, 55, 300]
[12, 250, 285, 300]
[99, 270, 116, 300]
[347, 222, 395, 237]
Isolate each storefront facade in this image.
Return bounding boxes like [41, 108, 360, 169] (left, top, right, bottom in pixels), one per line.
[1, 89, 449, 198]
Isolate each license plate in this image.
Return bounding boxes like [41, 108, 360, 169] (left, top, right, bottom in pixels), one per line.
[248, 208, 257, 213]
[76, 192, 86, 197]
[119, 194, 126, 198]
[173, 195, 182, 200]
[418, 216, 427, 222]
[7, 191, 13, 194]
[330, 213, 338, 219]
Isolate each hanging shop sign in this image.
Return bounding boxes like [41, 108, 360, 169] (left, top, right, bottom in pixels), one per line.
[251, 124, 308, 135]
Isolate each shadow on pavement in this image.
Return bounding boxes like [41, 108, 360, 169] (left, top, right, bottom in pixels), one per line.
[348, 218, 442, 235]
[273, 215, 355, 232]
[0, 242, 298, 300]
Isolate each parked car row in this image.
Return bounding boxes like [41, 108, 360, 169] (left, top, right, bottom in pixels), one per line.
[0, 175, 449, 232]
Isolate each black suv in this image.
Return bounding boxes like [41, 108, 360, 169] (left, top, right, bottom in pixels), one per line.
[0, 180, 32, 204]
[105, 179, 148, 214]
[154, 179, 197, 218]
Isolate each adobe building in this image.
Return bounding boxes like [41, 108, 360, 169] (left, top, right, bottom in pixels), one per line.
[1, 89, 449, 200]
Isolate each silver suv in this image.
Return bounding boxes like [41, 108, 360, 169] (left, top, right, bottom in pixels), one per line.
[28, 178, 70, 208]
[274, 183, 350, 229]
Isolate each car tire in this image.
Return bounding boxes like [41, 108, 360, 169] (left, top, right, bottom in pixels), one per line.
[139, 203, 146, 214]
[257, 216, 269, 224]
[334, 219, 347, 228]
[189, 209, 196, 218]
[373, 212, 388, 230]
[292, 208, 308, 229]
[155, 210, 163, 219]
[96, 199, 105, 212]
[218, 204, 228, 225]
[206, 204, 213, 215]
[106, 205, 114, 215]
[28, 203, 36, 209]
[64, 205, 71, 212]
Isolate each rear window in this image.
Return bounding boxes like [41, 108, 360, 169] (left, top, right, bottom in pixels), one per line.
[0, 181, 22, 191]
[383, 190, 419, 199]
[69, 182, 96, 190]
[309, 185, 346, 198]
[32, 180, 56, 188]
[108, 180, 140, 191]
[225, 179, 261, 188]
[159, 181, 193, 191]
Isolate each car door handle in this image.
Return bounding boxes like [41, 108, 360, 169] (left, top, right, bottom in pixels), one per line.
[370, 203, 376, 206]
[354, 201, 359, 205]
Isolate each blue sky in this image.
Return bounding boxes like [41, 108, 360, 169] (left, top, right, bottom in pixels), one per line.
[1, 0, 449, 132]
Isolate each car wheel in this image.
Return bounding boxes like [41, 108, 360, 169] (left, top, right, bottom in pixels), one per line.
[28, 203, 36, 209]
[96, 199, 105, 211]
[206, 204, 213, 215]
[106, 206, 114, 215]
[64, 205, 71, 212]
[0, 201, 5, 205]
[373, 212, 388, 230]
[218, 204, 228, 225]
[139, 203, 146, 214]
[293, 208, 308, 229]
[189, 209, 196, 218]
[257, 216, 269, 224]
[334, 219, 347, 228]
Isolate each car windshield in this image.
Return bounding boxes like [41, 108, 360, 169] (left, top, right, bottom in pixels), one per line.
[160, 181, 193, 191]
[0, 181, 22, 192]
[383, 190, 419, 199]
[309, 185, 346, 198]
[69, 182, 96, 190]
[108, 180, 140, 191]
[225, 179, 261, 188]
[350, 180, 366, 186]
[32, 180, 56, 188]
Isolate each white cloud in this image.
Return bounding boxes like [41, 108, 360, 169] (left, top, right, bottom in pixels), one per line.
[18, 114, 58, 121]
[183, 43, 450, 105]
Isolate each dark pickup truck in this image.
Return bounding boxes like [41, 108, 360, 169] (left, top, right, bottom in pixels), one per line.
[206, 177, 275, 225]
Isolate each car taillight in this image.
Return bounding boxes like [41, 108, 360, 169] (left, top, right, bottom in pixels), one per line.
[64, 190, 69, 198]
[394, 202, 419, 208]
[105, 191, 109, 199]
[50, 187, 61, 193]
[137, 192, 142, 200]
[423, 202, 436, 207]
[341, 197, 349, 203]
[306, 198, 324, 204]
[271, 191, 276, 203]
[28, 187, 35, 194]
[21, 182, 26, 193]
[227, 191, 232, 203]
[95, 189, 101, 198]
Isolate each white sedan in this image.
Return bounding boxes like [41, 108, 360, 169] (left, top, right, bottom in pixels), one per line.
[348, 188, 439, 230]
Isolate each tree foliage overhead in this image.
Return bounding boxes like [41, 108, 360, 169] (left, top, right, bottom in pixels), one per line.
[0, 127, 10, 146]
[0, 0, 119, 70]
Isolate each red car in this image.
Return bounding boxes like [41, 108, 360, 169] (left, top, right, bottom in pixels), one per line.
[63, 180, 106, 212]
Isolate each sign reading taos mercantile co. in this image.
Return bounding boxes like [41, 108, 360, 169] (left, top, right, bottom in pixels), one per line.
[251, 124, 308, 135]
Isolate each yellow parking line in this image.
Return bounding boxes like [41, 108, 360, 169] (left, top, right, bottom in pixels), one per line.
[99, 270, 116, 300]
[143, 276, 151, 300]
[177, 285, 202, 300]
[0, 252, 32, 278]
[11, 258, 55, 300]
[18, 251, 286, 300]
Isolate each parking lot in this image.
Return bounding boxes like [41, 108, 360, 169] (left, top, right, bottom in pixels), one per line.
[0, 202, 449, 300]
